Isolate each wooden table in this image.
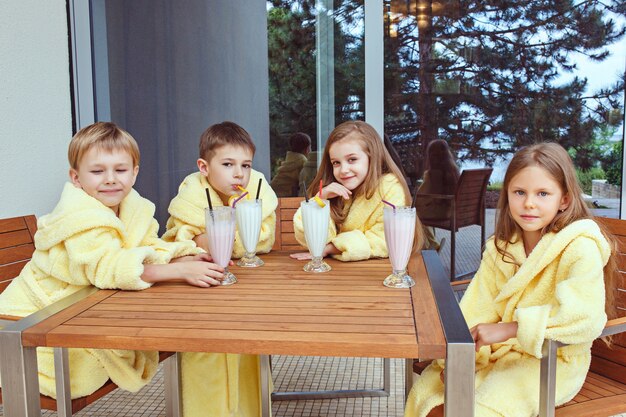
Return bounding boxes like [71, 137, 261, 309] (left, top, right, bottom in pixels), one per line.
[0, 251, 475, 417]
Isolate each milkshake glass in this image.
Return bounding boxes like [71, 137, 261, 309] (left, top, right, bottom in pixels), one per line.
[300, 199, 332, 273]
[235, 199, 264, 267]
[205, 206, 237, 285]
[383, 206, 416, 288]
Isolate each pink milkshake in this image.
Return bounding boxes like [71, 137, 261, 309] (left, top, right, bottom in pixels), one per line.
[383, 206, 416, 288]
[205, 206, 237, 285]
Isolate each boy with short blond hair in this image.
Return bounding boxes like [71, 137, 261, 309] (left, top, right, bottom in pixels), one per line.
[0, 122, 225, 399]
[163, 121, 277, 417]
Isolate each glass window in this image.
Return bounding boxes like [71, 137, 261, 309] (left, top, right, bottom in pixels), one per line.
[267, 0, 366, 197]
[383, 0, 625, 217]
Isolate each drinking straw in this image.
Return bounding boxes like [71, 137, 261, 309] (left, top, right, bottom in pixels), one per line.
[232, 191, 249, 207]
[319, 179, 323, 197]
[205, 188, 213, 210]
[302, 181, 309, 202]
[382, 199, 396, 210]
[255, 178, 262, 200]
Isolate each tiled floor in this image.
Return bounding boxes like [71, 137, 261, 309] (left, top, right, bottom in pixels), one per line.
[2, 356, 407, 417]
[2, 206, 622, 417]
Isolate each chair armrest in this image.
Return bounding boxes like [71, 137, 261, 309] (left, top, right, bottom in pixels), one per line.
[414, 193, 454, 201]
[538, 317, 626, 417]
[600, 316, 626, 338]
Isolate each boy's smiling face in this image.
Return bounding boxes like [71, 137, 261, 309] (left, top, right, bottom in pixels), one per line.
[198, 145, 253, 203]
[69, 147, 139, 215]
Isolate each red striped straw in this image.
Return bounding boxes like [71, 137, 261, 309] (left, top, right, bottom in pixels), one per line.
[382, 199, 396, 210]
[319, 179, 323, 198]
[232, 191, 249, 207]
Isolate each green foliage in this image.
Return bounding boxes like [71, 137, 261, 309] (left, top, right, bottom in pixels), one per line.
[487, 181, 503, 191]
[576, 167, 606, 195]
[604, 141, 623, 186]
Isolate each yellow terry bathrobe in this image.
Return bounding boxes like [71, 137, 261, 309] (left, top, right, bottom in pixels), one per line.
[163, 170, 278, 417]
[405, 219, 610, 417]
[0, 183, 200, 399]
[293, 173, 408, 261]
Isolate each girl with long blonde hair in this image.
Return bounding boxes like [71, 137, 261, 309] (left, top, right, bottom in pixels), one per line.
[291, 120, 423, 262]
[406, 142, 617, 417]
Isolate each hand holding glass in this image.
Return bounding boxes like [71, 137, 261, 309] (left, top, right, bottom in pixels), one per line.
[205, 206, 237, 285]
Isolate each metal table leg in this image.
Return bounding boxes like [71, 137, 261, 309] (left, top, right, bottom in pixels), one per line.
[54, 347, 72, 417]
[405, 358, 413, 400]
[0, 328, 41, 417]
[444, 342, 475, 417]
[164, 352, 182, 417]
[260, 354, 272, 417]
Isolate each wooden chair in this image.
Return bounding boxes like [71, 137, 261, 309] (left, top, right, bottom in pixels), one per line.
[414, 168, 492, 281]
[538, 216, 626, 417]
[0, 215, 174, 416]
[272, 197, 306, 251]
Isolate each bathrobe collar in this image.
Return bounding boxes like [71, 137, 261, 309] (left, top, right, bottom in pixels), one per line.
[494, 219, 610, 303]
[36, 183, 155, 250]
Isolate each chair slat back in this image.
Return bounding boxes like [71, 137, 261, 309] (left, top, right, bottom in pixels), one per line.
[588, 217, 626, 387]
[272, 197, 307, 251]
[454, 168, 493, 228]
[0, 215, 37, 291]
[596, 217, 626, 349]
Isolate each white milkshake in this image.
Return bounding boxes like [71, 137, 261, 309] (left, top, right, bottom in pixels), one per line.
[301, 199, 331, 273]
[383, 206, 416, 288]
[205, 206, 237, 285]
[235, 199, 264, 267]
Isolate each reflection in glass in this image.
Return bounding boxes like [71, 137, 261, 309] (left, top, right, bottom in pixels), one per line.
[267, 1, 365, 197]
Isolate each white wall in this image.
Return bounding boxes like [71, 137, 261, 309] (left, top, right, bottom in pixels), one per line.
[0, 0, 72, 218]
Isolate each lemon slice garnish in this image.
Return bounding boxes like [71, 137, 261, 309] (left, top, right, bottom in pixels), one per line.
[313, 196, 326, 207]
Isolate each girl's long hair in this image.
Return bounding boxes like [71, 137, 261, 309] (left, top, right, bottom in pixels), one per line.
[307, 121, 423, 250]
[494, 142, 618, 320]
[424, 139, 460, 194]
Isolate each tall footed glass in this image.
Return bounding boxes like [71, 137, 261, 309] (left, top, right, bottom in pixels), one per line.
[205, 206, 237, 285]
[301, 199, 332, 273]
[235, 199, 264, 267]
[383, 206, 416, 288]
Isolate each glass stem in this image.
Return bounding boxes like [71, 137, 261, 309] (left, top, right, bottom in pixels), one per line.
[393, 269, 406, 277]
[312, 256, 323, 267]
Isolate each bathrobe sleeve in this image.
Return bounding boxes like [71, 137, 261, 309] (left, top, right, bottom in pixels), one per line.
[140, 218, 202, 263]
[514, 236, 607, 358]
[331, 177, 406, 262]
[162, 172, 209, 244]
[62, 227, 160, 290]
[459, 241, 503, 328]
[232, 171, 277, 258]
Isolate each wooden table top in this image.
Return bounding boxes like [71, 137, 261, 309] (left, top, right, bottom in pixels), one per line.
[22, 252, 446, 359]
